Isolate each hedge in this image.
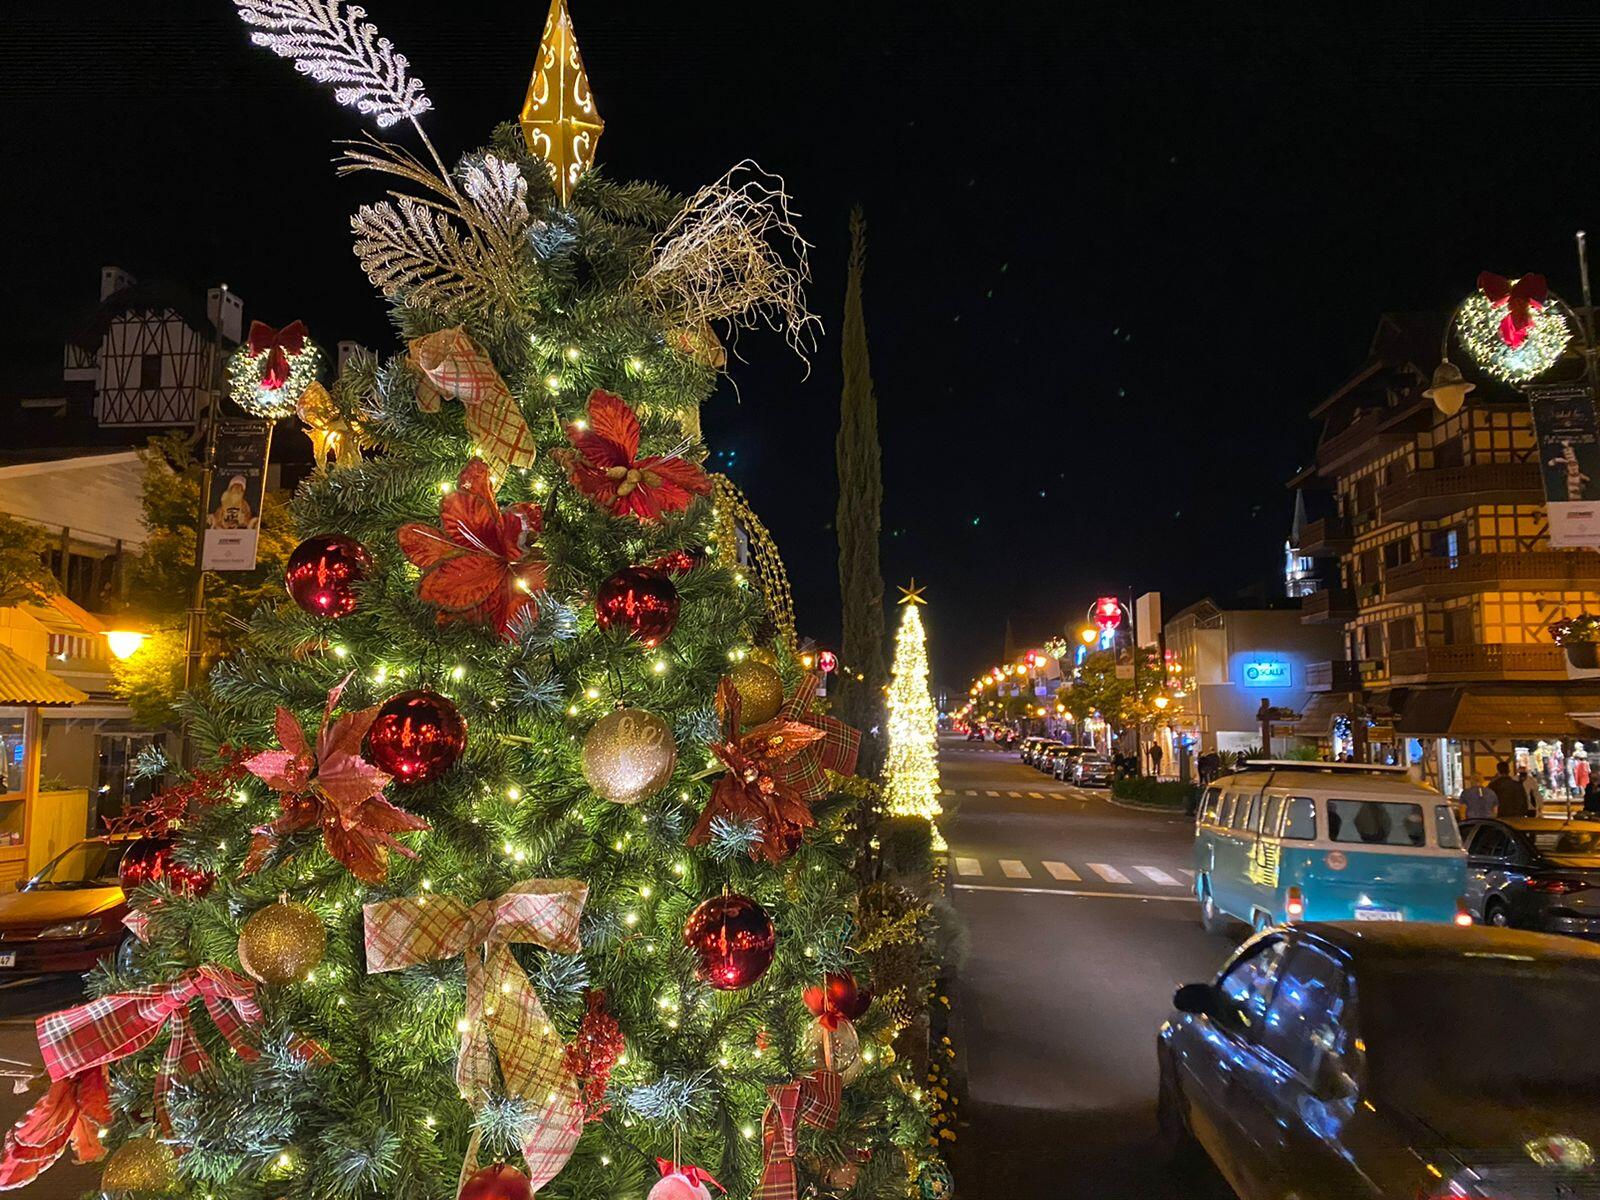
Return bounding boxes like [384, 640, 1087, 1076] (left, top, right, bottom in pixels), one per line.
[1110, 777, 1199, 808]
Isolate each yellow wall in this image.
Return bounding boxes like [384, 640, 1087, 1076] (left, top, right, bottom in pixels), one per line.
[27, 788, 88, 875]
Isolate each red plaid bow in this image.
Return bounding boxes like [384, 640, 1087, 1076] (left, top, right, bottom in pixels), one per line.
[35, 966, 264, 1133]
[756, 1070, 842, 1200]
[687, 678, 826, 863]
[1478, 272, 1549, 349]
[0, 1066, 111, 1189]
[364, 879, 587, 1192]
[776, 674, 860, 806]
[247, 320, 308, 390]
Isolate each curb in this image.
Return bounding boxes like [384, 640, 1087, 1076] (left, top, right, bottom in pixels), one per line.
[1102, 793, 1192, 816]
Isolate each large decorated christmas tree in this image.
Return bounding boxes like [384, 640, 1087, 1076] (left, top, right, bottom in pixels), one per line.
[0, 3, 947, 1198]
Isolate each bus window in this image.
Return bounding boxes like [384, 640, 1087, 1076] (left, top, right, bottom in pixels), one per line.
[1263, 794, 1285, 837]
[1220, 793, 1237, 827]
[1233, 794, 1259, 832]
[1199, 787, 1223, 825]
[1282, 796, 1317, 840]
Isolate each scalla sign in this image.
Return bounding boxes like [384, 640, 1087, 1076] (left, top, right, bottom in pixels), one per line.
[1242, 660, 1291, 685]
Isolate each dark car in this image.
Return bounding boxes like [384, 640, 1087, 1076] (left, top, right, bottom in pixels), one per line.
[1158, 922, 1600, 1200]
[1073, 754, 1114, 787]
[1462, 817, 1600, 937]
[1051, 745, 1092, 781]
[0, 835, 140, 975]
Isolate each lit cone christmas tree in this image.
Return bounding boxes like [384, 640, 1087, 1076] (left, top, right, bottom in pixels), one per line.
[0, 2, 945, 1198]
[883, 582, 942, 827]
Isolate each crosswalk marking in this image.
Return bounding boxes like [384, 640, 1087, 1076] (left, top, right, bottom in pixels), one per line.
[999, 859, 1031, 879]
[1007, 791, 1023, 798]
[1134, 865, 1180, 886]
[984, 791, 1000, 797]
[1042, 861, 1080, 881]
[1027, 792, 1046, 799]
[954, 857, 983, 877]
[1088, 863, 1131, 884]
[965, 790, 979, 797]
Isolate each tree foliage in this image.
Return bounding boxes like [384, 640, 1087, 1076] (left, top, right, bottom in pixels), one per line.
[0, 514, 60, 608]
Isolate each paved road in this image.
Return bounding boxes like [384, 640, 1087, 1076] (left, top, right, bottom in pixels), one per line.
[941, 737, 1238, 1199]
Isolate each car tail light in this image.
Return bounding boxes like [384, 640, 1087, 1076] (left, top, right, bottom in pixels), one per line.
[1285, 887, 1305, 921]
[1453, 898, 1474, 927]
[1527, 876, 1594, 894]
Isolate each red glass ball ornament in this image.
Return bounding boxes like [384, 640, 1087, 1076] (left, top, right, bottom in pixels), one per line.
[650, 548, 702, 576]
[364, 690, 467, 785]
[595, 567, 680, 648]
[683, 893, 776, 991]
[117, 837, 215, 897]
[803, 970, 872, 1028]
[459, 1163, 533, 1200]
[285, 535, 372, 618]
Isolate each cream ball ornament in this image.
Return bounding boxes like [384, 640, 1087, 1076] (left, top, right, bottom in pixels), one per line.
[581, 707, 677, 804]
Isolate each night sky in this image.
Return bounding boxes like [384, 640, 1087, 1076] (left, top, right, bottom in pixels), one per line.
[7, 2, 1600, 688]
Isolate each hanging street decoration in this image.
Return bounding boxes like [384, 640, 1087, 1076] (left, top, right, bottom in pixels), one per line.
[519, 0, 604, 204]
[228, 319, 322, 419]
[408, 328, 539, 477]
[242, 674, 430, 884]
[558, 390, 712, 520]
[1456, 271, 1573, 383]
[397, 458, 548, 640]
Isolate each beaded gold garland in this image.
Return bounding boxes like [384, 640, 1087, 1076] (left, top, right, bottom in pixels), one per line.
[710, 474, 797, 654]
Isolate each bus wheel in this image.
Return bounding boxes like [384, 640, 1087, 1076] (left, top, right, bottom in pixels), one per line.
[1198, 879, 1225, 934]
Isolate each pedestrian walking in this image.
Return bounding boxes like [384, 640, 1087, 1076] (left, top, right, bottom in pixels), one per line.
[1198, 750, 1219, 784]
[1489, 761, 1529, 819]
[1584, 777, 1600, 818]
[1459, 777, 1494, 821]
[1149, 742, 1164, 778]
[1518, 765, 1541, 816]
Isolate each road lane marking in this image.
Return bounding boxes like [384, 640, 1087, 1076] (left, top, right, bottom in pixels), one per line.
[964, 790, 979, 797]
[1087, 863, 1131, 884]
[954, 857, 983, 876]
[984, 791, 1000, 797]
[1027, 792, 1046, 799]
[1005, 791, 1023, 797]
[1134, 865, 1181, 887]
[999, 859, 1031, 878]
[953, 883, 1195, 903]
[1041, 861, 1080, 881]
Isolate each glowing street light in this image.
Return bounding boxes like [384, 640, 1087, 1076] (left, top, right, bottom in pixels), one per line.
[104, 629, 149, 661]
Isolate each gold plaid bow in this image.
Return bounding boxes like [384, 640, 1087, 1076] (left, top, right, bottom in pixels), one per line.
[364, 879, 588, 1190]
[408, 328, 538, 479]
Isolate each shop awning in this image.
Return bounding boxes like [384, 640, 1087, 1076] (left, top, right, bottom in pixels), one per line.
[1396, 687, 1588, 739]
[0, 644, 87, 707]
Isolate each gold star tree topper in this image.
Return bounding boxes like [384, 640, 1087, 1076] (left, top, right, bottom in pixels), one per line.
[898, 579, 928, 606]
[519, 0, 604, 205]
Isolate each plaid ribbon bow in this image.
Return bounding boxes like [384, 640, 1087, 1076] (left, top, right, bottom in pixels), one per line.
[408, 328, 538, 478]
[756, 1069, 842, 1200]
[363, 879, 587, 1192]
[776, 674, 860, 805]
[35, 966, 265, 1132]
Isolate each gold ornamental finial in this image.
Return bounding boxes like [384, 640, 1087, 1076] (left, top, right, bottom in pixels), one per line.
[898, 579, 927, 606]
[519, 0, 604, 205]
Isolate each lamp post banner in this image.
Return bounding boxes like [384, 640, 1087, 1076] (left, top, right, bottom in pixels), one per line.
[201, 420, 272, 570]
[1527, 382, 1600, 548]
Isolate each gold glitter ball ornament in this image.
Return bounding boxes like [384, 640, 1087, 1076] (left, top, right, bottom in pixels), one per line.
[582, 707, 677, 805]
[726, 661, 783, 727]
[747, 646, 778, 668]
[100, 1137, 179, 1194]
[804, 1017, 863, 1084]
[238, 900, 327, 986]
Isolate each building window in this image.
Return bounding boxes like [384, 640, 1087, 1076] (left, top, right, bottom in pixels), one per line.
[139, 353, 162, 388]
[1430, 524, 1466, 559]
[1359, 548, 1381, 587]
[1387, 618, 1418, 651]
[1383, 539, 1413, 569]
[1362, 624, 1384, 660]
[1354, 476, 1378, 520]
[1434, 437, 1465, 469]
[1443, 608, 1473, 646]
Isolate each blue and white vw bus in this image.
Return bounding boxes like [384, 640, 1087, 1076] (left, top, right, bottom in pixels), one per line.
[1192, 761, 1468, 933]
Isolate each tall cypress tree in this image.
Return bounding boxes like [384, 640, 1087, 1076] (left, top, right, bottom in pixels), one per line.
[835, 207, 888, 762]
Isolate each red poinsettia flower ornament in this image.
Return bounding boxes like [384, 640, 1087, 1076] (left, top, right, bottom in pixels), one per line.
[557, 389, 711, 521]
[243, 673, 429, 883]
[397, 458, 547, 640]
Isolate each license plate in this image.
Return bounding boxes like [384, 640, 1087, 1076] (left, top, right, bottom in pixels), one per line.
[0, 952, 15, 967]
[1354, 908, 1403, 922]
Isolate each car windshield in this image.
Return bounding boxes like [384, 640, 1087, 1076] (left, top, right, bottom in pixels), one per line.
[1325, 799, 1426, 847]
[1365, 956, 1600, 1103]
[27, 842, 127, 890]
[1529, 828, 1600, 857]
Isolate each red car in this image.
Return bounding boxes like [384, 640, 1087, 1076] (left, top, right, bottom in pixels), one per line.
[0, 835, 141, 975]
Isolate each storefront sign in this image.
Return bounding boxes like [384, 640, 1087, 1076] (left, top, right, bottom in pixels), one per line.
[1527, 382, 1600, 548]
[1242, 659, 1291, 686]
[201, 419, 272, 571]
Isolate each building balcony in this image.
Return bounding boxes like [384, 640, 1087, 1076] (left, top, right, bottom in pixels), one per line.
[1377, 462, 1543, 522]
[1298, 515, 1353, 557]
[1384, 551, 1600, 600]
[1316, 411, 1415, 474]
[1387, 642, 1569, 684]
[1305, 659, 1382, 693]
[1301, 587, 1356, 624]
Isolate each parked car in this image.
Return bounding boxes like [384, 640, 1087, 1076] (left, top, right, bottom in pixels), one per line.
[1035, 743, 1069, 773]
[1018, 737, 1051, 766]
[1158, 921, 1600, 1200]
[1193, 761, 1467, 935]
[0, 834, 141, 975]
[1461, 816, 1600, 937]
[1073, 755, 1114, 787]
[1051, 746, 1092, 781]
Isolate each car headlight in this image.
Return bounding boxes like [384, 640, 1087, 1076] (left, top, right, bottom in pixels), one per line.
[36, 919, 103, 940]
